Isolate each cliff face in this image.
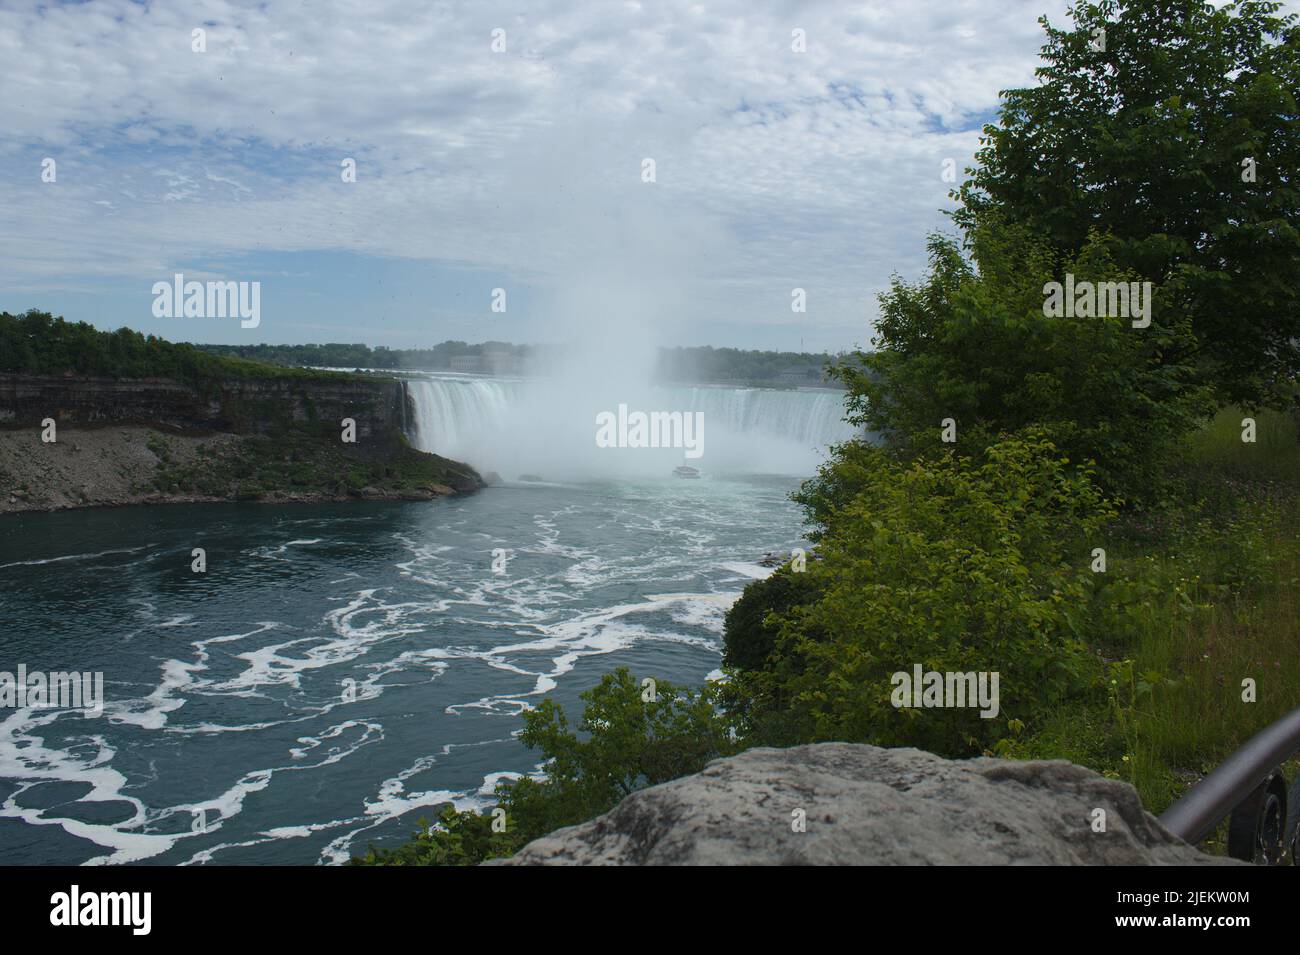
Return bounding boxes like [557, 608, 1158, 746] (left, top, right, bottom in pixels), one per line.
[0, 373, 409, 442]
[0, 373, 482, 514]
[492, 743, 1242, 866]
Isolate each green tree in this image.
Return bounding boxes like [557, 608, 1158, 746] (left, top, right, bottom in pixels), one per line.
[822, 220, 1213, 502]
[0, 310, 344, 383]
[954, 0, 1300, 407]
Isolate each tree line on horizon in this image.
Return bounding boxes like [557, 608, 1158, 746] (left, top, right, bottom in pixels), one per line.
[0, 310, 335, 384]
[0, 313, 842, 388]
[194, 341, 841, 386]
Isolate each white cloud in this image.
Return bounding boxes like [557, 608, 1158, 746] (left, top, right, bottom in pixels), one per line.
[0, 0, 1066, 347]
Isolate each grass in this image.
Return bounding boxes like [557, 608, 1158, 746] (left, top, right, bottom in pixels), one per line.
[1184, 406, 1300, 487]
[1011, 407, 1299, 845]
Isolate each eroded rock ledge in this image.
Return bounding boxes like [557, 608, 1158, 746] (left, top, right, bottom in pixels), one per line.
[0, 424, 482, 514]
[493, 743, 1240, 866]
[0, 372, 483, 514]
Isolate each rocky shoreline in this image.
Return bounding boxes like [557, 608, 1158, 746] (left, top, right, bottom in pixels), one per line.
[0, 424, 481, 515]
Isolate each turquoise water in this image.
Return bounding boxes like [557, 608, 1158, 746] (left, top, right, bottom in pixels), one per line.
[0, 474, 808, 865]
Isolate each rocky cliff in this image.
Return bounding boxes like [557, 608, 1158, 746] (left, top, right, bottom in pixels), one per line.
[0, 373, 409, 442]
[0, 373, 481, 513]
[493, 743, 1241, 866]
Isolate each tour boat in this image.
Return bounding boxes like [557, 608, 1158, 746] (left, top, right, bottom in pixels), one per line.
[673, 465, 700, 479]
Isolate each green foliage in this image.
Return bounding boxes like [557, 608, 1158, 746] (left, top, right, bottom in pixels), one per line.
[718, 565, 828, 747]
[145, 425, 478, 500]
[145, 434, 172, 463]
[732, 433, 1114, 757]
[655, 346, 835, 386]
[352, 668, 737, 865]
[2, 312, 838, 390]
[1000, 483, 1299, 819]
[0, 309, 346, 384]
[194, 340, 528, 372]
[721, 563, 824, 672]
[1179, 406, 1300, 494]
[953, 0, 1300, 406]
[348, 805, 521, 866]
[827, 220, 1213, 502]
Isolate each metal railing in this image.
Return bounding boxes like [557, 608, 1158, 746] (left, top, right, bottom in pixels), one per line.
[1159, 705, 1300, 865]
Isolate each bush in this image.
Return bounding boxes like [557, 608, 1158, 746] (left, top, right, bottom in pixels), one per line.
[348, 804, 519, 866]
[722, 564, 823, 672]
[732, 432, 1114, 756]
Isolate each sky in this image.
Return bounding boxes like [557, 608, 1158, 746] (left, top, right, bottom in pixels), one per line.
[0, 0, 1076, 353]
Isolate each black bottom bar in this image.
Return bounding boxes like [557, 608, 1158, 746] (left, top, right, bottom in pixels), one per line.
[0, 863, 1281, 940]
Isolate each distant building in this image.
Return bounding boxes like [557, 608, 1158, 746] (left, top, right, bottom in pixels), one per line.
[481, 345, 521, 376]
[449, 355, 486, 374]
[449, 349, 521, 376]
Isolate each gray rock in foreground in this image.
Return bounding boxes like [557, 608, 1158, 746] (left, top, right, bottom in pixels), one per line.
[493, 743, 1241, 866]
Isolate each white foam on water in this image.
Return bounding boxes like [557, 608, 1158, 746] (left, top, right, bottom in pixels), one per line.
[0, 545, 152, 572]
[318, 738, 523, 865]
[250, 538, 325, 561]
[718, 561, 774, 579]
[0, 707, 168, 864]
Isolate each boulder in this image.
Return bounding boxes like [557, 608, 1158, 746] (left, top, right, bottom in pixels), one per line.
[493, 743, 1241, 866]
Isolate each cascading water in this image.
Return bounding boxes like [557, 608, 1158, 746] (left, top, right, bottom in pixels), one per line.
[670, 385, 855, 449]
[406, 376, 520, 470]
[404, 375, 859, 479]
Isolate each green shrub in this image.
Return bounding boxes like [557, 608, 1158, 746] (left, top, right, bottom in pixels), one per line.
[349, 805, 521, 866]
[722, 564, 823, 672]
[952, 0, 1300, 408]
[734, 432, 1114, 756]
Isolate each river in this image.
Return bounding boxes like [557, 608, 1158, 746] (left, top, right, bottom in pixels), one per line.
[0, 377, 852, 865]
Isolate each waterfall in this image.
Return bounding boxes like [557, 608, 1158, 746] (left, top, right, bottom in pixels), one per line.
[404, 375, 859, 478]
[406, 377, 521, 467]
[666, 385, 856, 449]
